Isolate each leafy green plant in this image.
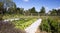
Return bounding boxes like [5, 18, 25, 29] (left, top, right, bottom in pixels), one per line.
[39, 17, 60, 33]
[12, 18, 37, 30]
[40, 18, 50, 32]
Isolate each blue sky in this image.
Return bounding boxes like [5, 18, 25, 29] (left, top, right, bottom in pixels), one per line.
[13, 0, 60, 12]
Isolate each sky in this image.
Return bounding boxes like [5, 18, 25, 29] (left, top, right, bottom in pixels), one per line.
[13, 0, 60, 12]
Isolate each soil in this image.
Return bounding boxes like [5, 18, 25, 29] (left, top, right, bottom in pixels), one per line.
[35, 28, 48, 33]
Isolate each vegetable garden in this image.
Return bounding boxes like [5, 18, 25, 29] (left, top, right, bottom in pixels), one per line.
[39, 16, 60, 33]
[12, 18, 37, 30]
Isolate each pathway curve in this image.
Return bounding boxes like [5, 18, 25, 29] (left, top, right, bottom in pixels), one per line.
[25, 19, 42, 33]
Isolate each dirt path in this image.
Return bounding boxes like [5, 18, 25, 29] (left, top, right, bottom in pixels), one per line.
[25, 19, 42, 33]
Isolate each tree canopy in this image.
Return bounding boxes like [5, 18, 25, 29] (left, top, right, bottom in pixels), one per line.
[29, 7, 37, 13]
[39, 6, 45, 13]
[57, 9, 60, 16]
[50, 9, 57, 15]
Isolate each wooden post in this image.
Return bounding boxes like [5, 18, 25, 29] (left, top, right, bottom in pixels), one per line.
[38, 12, 39, 18]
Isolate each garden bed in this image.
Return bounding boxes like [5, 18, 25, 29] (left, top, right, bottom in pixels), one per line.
[12, 18, 37, 30]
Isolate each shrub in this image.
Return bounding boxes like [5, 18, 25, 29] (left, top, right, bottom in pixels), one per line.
[40, 18, 50, 32]
[39, 17, 60, 33]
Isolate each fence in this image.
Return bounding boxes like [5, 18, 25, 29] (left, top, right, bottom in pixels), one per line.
[23, 13, 60, 16]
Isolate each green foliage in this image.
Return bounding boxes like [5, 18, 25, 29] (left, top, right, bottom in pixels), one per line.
[16, 8, 24, 14]
[39, 6, 46, 16]
[40, 18, 50, 32]
[0, 2, 4, 20]
[0, 2, 4, 13]
[50, 9, 57, 16]
[29, 7, 37, 13]
[12, 18, 37, 30]
[0, 2, 3, 9]
[40, 6, 45, 13]
[47, 18, 59, 33]
[39, 17, 60, 33]
[57, 9, 60, 16]
[0, 0, 16, 14]
[48, 9, 60, 16]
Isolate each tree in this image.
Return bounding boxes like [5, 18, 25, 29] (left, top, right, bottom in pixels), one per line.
[0, 2, 3, 13]
[0, 0, 26, 33]
[1, 0, 16, 14]
[50, 9, 57, 16]
[39, 6, 46, 15]
[0, 0, 16, 20]
[6, 1, 16, 14]
[24, 10, 30, 16]
[29, 7, 37, 13]
[57, 9, 60, 16]
[28, 7, 38, 16]
[16, 8, 24, 14]
[0, 2, 4, 20]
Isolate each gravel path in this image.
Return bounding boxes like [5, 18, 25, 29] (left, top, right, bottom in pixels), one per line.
[25, 19, 42, 33]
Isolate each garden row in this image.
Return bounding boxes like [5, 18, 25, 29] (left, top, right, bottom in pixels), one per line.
[3, 14, 23, 19]
[39, 16, 60, 33]
[12, 18, 37, 30]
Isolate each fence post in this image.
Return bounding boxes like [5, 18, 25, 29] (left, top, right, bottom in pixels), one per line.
[38, 12, 39, 18]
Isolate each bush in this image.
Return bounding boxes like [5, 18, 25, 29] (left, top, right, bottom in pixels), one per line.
[40, 18, 50, 32]
[39, 17, 60, 33]
[0, 21, 26, 33]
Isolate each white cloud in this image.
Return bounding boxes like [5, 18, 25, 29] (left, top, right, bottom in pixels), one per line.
[23, 0, 29, 2]
[55, 7, 60, 10]
[44, 6, 49, 13]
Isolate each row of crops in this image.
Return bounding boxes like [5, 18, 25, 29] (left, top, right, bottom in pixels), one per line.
[3, 14, 23, 19]
[39, 16, 60, 33]
[3, 14, 38, 19]
[12, 18, 37, 30]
